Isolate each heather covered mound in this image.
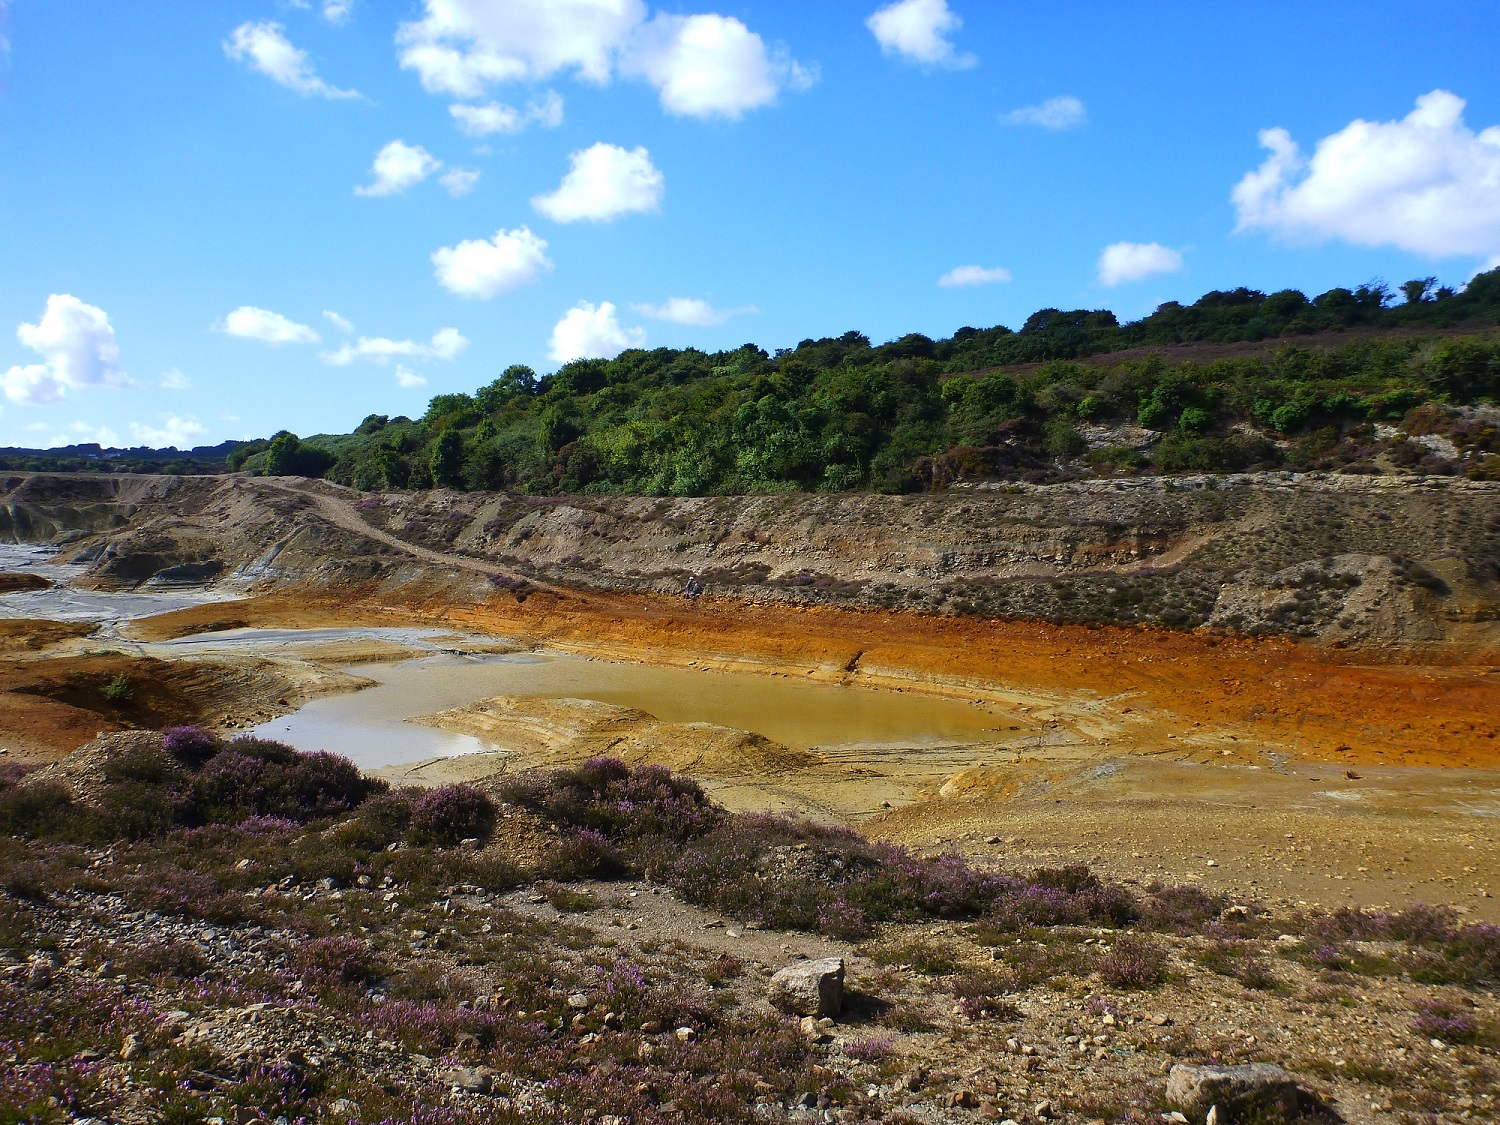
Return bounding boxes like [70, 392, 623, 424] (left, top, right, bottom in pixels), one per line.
[1, 739, 1497, 1124]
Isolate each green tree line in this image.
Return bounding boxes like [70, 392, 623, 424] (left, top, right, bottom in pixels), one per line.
[242, 271, 1500, 493]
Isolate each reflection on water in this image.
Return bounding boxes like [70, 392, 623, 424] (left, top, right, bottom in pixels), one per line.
[251, 648, 1010, 769]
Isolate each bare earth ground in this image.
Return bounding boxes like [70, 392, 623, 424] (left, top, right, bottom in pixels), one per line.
[5, 473, 1500, 1123]
[1, 585, 1490, 923]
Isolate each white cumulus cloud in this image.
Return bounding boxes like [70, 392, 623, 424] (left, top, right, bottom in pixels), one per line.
[396, 0, 810, 120]
[130, 415, 207, 449]
[221, 306, 321, 345]
[1096, 242, 1184, 287]
[621, 12, 813, 120]
[450, 91, 564, 135]
[323, 0, 354, 25]
[630, 297, 757, 326]
[533, 143, 663, 223]
[2, 295, 130, 407]
[938, 265, 1011, 287]
[866, 0, 974, 69]
[323, 310, 355, 333]
[549, 301, 645, 362]
[440, 167, 482, 196]
[1232, 90, 1500, 263]
[394, 365, 429, 388]
[356, 140, 443, 197]
[431, 226, 553, 298]
[1001, 95, 1085, 130]
[322, 327, 469, 366]
[224, 21, 359, 99]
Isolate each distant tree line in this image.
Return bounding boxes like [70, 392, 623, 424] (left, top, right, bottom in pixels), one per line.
[0, 440, 248, 476]
[222, 270, 1500, 491]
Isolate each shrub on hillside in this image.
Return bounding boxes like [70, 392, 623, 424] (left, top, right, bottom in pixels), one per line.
[292, 936, 385, 987]
[162, 725, 222, 767]
[499, 757, 719, 843]
[0, 783, 75, 841]
[193, 742, 382, 825]
[1096, 934, 1168, 989]
[407, 784, 495, 846]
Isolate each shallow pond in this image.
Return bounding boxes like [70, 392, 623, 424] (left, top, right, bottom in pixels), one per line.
[249, 647, 1012, 769]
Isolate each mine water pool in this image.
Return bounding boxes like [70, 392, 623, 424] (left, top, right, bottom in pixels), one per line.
[0, 542, 242, 623]
[248, 646, 1012, 769]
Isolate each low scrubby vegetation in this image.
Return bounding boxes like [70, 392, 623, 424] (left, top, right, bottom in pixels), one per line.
[1, 740, 1497, 1124]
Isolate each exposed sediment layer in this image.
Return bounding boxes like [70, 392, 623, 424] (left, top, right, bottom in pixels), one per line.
[4, 470, 1498, 651]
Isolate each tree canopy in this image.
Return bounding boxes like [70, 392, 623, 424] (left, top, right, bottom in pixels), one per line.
[244, 271, 1500, 493]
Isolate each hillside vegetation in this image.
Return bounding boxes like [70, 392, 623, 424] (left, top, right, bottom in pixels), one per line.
[250, 274, 1498, 493]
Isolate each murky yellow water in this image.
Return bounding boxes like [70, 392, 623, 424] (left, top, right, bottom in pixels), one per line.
[251, 648, 1014, 767]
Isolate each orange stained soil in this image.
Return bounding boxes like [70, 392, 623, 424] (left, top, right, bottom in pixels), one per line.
[127, 584, 1500, 771]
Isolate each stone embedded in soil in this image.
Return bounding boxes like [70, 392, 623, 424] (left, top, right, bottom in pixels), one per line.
[1165, 1062, 1305, 1122]
[446, 1067, 495, 1095]
[768, 956, 845, 1017]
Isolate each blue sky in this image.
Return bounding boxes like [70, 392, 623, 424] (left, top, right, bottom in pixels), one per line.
[1, 0, 1498, 449]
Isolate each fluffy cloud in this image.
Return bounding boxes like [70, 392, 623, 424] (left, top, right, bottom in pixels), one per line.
[866, 0, 974, 69]
[322, 327, 468, 366]
[621, 13, 813, 120]
[1233, 90, 1500, 262]
[394, 365, 428, 388]
[450, 91, 564, 135]
[221, 306, 320, 345]
[355, 140, 442, 197]
[396, 0, 810, 120]
[130, 415, 208, 449]
[224, 21, 358, 99]
[440, 167, 482, 196]
[160, 369, 192, 391]
[2, 295, 130, 406]
[431, 226, 553, 298]
[630, 297, 756, 326]
[323, 310, 355, 333]
[1000, 95, 1085, 130]
[533, 143, 663, 223]
[1097, 242, 1184, 287]
[549, 301, 645, 362]
[938, 265, 1011, 287]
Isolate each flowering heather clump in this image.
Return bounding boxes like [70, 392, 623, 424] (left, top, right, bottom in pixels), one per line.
[407, 784, 496, 847]
[1306, 905, 1500, 985]
[121, 863, 253, 925]
[1138, 883, 1226, 934]
[194, 742, 382, 824]
[293, 935, 386, 987]
[1096, 934, 1168, 989]
[952, 971, 1023, 1020]
[1310, 903, 1459, 944]
[845, 1034, 896, 1062]
[500, 757, 719, 843]
[1410, 998, 1481, 1043]
[540, 828, 626, 881]
[161, 724, 222, 767]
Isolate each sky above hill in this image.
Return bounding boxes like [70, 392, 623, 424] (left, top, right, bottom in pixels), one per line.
[2, 0, 1499, 449]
